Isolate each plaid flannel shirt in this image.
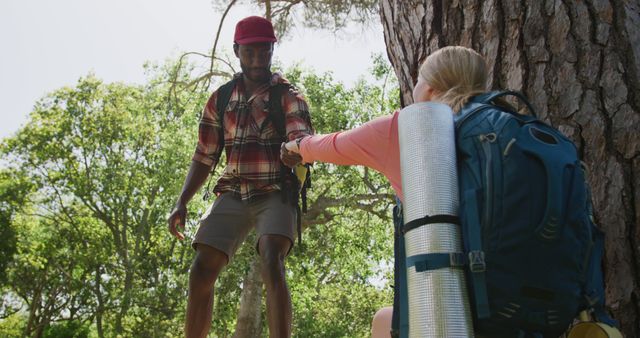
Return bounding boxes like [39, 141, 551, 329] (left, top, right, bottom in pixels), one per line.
[192, 72, 313, 200]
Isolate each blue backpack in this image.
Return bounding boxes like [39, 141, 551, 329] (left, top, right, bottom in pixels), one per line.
[455, 91, 616, 337]
[391, 91, 617, 338]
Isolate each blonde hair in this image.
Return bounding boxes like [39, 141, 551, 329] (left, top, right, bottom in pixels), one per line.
[418, 46, 488, 112]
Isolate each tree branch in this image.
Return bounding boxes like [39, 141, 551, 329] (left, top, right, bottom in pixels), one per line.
[210, 0, 238, 77]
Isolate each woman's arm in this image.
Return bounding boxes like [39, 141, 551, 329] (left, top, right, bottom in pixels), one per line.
[283, 114, 395, 172]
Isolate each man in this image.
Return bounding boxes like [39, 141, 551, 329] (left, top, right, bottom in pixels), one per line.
[167, 16, 312, 338]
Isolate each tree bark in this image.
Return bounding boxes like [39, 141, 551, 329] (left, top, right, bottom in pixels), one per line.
[380, 0, 640, 336]
[233, 256, 264, 338]
[115, 252, 134, 334]
[94, 265, 105, 338]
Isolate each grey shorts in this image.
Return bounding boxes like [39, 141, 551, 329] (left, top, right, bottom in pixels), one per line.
[192, 191, 296, 260]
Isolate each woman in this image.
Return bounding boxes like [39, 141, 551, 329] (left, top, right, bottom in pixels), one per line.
[282, 45, 489, 337]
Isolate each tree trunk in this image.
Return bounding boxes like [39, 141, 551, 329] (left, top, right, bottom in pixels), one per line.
[24, 286, 42, 337]
[115, 259, 134, 334]
[380, 0, 640, 336]
[233, 256, 264, 338]
[94, 265, 105, 338]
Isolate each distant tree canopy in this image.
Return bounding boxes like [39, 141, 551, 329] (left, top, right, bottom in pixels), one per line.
[1, 65, 205, 337]
[214, 0, 379, 38]
[0, 170, 32, 283]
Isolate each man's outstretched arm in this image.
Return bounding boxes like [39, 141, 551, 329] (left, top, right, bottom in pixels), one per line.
[167, 160, 212, 240]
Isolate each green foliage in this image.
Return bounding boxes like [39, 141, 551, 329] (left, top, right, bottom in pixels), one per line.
[0, 312, 27, 338]
[0, 55, 400, 337]
[1, 65, 207, 336]
[0, 169, 33, 283]
[43, 320, 90, 338]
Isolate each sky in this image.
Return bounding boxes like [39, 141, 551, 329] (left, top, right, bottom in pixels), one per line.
[0, 0, 386, 140]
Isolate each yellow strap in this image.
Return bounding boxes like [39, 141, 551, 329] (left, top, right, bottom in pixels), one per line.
[294, 164, 307, 188]
[579, 310, 590, 322]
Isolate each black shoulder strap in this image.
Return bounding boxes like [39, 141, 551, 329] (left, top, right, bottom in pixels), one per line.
[217, 78, 288, 136]
[269, 83, 312, 246]
[216, 78, 237, 121]
[216, 78, 238, 158]
[266, 83, 290, 139]
[202, 79, 236, 200]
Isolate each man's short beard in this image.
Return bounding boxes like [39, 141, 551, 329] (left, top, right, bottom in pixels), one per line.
[241, 64, 271, 83]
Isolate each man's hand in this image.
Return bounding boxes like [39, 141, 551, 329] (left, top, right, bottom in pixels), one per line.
[168, 203, 187, 240]
[281, 143, 302, 168]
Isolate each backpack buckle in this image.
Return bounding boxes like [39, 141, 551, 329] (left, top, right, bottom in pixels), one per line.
[468, 250, 486, 273]
[449, 253, 466, 268]
[584, 289, 600, 307]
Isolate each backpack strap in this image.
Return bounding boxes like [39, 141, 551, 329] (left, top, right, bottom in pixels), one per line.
[214, 78, 237, 167]
[391, 198, 409, 338]
[474, 90, 538, 117]
[402, 215, 466, 273]
[589, 228, 618, 327]
[265, 84, 288, 137]
[202, 79, 236, 201]
[457, 90, 538, 130]
[406, 252, 467, 272]
[267, 83, 307, 245]
[401, 214, 460, 234]
[216, 78, 237, 120]
[584, 182, 619, 328]
[463, 188, 491, 319]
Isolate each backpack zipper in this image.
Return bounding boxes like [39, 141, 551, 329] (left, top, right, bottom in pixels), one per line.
[503, 138, 516, 157]
[479, 133, 497, 231]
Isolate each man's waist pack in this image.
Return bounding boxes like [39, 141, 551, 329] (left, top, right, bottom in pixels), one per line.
[454, 91, 618, 337]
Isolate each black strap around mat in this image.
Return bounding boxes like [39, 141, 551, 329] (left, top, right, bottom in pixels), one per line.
[401, 214, 460, 234]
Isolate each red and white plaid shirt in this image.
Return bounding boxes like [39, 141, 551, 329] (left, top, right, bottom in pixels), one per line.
[192, 72, 313, 200]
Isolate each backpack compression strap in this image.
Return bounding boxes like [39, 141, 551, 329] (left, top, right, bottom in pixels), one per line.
[462, 189, 491, 319]
[401, 215, 474, 293]
[401, 214, 460, 234]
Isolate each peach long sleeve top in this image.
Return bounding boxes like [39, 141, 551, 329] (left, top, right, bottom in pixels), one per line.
[298, 110, 404, 202]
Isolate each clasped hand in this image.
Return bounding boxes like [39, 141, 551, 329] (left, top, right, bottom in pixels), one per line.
[280, 141, 302, 168]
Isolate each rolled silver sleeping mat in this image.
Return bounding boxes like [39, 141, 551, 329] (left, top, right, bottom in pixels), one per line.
[398, 102, 474, 337]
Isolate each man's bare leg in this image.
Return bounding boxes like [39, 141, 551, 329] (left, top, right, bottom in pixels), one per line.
[258, 234, 292, 338]
[185, 244, 228, 338]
